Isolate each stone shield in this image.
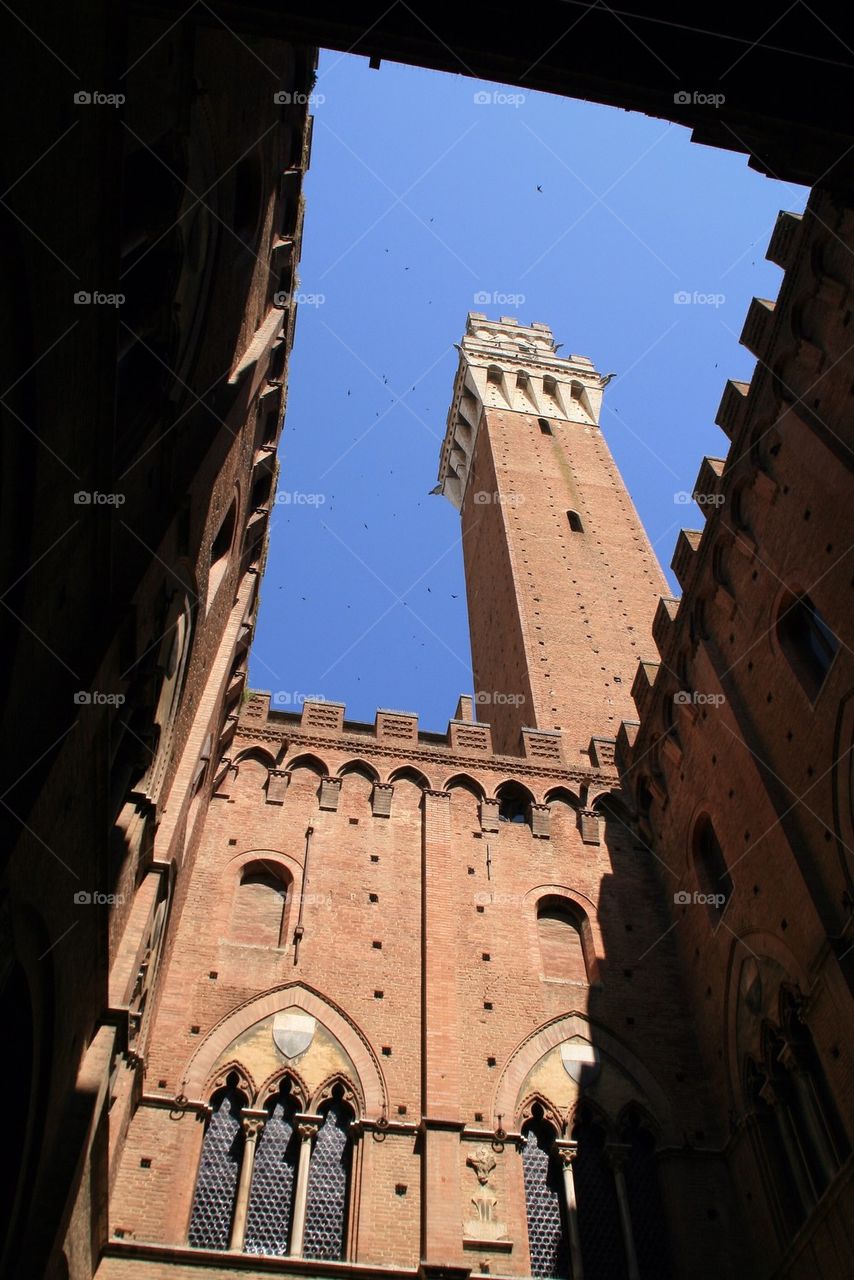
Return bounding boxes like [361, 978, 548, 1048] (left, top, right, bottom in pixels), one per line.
[272, 1009, 316, 1059]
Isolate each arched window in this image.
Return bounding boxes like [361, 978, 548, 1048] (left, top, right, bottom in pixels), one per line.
[572, 1107, 626, 1280]
[244, 1079, 300, 1256]
[522, 1111, 568, 1279]
[496, 781, 532, 824]
[567, 510, 584, 533]
[538, 418, 553, 435]
[302, 1091, 354, 1261]
[537, 902, 588, 983]
[543, 375, 558, 398]
[692, 816, 732, 922]
[487, 365, 502, 386]
[620, 1111, 672, 1278]
[517, 370, 530, 389]
[188, 1077, 247, 1250]
[208, 496, 237, 606]
[776, 593, 838, 700]
[231, 863, 290, 947]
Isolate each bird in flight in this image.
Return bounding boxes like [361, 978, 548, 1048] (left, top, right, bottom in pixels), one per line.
[536, 184, 543, 193]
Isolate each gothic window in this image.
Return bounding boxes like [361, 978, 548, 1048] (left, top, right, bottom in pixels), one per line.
[522, 1113, 568, 1278]
[537, 902, 588, 983]
[244, 1080, 299, 1256]
[302, 1092, 354, 1261]
[230, 863, 290, 947]
[188, 1078, 246, 1250]
[572, 1108, 626, 1280]
[776, 592, 838, 700]
[567, 510, 584, 533]
[691, 815, 732, 922]
[620, 1111, 672, 1279]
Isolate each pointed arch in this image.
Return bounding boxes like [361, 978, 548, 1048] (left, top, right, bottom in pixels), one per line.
[516, 1090, 564, 1135]
[493, 1013, 674, 1142]
[285, 752, 329, 777]
[233, 745, 277, 771]
[544, 786, 580, 810]
[337, 758, 380, 783]
[254, 1065, 309, 1111]
[444, 772, 486, 800]
[182, 983, 387, 1116]
[311, 1070, 362, 1116]
[387, 765, 432, 789]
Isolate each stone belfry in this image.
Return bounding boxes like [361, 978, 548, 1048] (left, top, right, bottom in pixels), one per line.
[437, 313, 667, 758]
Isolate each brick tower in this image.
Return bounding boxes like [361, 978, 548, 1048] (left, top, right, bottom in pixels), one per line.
[100, 315, 737, 1280]
[437, 313, 666, 758]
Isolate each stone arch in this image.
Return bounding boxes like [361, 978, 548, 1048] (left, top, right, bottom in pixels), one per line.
[254, 1065, 310, 1111]
[516, 1090, 564, 1135]
[182, 983, 387, 1117]
[492, 1013, 675, 1143]
[568, 1094, 616, 1141]
[616, 1098, 662, 1142]
[311, 1070, 362, 1116]
[204, 1060, 256, 1104]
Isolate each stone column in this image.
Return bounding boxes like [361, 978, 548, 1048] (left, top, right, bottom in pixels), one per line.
[229, 1110, 267, 1252]
[554, 1142, 583, 1280]
[289, 1116, 321, 1257]
[606, 1145, 640, 1280]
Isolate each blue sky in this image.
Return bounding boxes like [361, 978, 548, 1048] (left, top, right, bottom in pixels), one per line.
[248, 51, 807, 732]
